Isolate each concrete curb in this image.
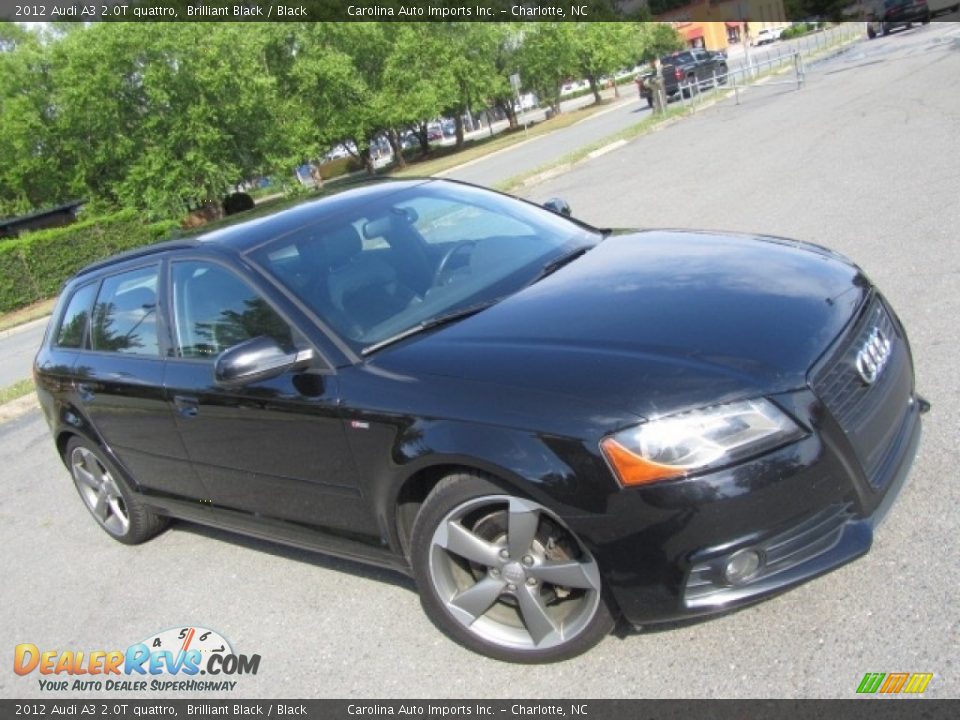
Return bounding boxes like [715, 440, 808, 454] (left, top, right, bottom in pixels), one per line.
[0, 315, 48, 340]
[0, 393, 39, 424]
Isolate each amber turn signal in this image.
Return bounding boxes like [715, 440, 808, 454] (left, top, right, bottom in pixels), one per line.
[600, 438, 686, 486]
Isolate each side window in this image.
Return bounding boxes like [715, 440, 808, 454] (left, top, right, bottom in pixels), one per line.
[55, 283, 97, 349]
[172, 261, 294, 359]
[90, 266, 160, 356]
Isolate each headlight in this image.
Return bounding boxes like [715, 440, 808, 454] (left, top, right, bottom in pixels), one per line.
[600, 399, 805, 487]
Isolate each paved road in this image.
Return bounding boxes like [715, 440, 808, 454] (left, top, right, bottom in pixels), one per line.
[0, 319, 45, 387]
[3, 22, 959, 700]
[445, 94, 650, 187]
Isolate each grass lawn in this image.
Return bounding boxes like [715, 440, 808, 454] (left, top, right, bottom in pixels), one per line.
[0, 298, 56, 333]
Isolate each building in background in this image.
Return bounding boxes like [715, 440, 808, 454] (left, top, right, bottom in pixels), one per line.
[0, 200, 86, 239]
[647, 0, 789, 52]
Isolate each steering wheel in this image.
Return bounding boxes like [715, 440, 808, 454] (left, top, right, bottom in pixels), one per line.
[433, 239, 477, 286]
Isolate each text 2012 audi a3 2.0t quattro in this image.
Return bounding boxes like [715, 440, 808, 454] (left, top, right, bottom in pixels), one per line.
[35, 179, 926, 662]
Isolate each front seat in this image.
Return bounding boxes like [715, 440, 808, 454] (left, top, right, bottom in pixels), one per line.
[321, 225, 417, 335]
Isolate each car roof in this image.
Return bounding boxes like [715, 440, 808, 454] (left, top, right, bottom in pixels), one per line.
[74, 178, 434, 279]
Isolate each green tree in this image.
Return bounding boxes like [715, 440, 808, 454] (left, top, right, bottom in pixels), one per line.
[381, 24, 452, 162]
[516, 23, 578, 115]
[0, 24, 64, 216]
[573, 23, 643, 103]
[637, 23, 685, 63]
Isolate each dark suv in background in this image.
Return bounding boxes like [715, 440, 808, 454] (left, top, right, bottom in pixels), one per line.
[867, 0, 931, 38]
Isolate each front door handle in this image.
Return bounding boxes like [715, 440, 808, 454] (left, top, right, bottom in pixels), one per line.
[173, 395, 200, 418]
[75, 382, 96, 403]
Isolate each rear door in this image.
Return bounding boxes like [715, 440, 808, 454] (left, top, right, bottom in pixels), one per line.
[71, 262, 203, 501]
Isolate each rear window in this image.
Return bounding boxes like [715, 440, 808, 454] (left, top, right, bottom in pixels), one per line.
[663, 52, 693, 65]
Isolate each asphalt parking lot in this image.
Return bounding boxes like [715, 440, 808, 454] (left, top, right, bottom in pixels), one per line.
[2, 23, 958, 700]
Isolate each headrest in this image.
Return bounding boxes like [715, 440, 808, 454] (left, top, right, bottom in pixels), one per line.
[323, 225, 363, 267]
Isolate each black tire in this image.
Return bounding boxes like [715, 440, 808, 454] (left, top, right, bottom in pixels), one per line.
[65, 436, 168, 545]
[868, 26, 877, 39]
[647, 95, 653, 109]
[410, 472, 617, 663]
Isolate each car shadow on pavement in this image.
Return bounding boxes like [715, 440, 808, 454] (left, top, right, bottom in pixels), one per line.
[171, 520, 418, 593]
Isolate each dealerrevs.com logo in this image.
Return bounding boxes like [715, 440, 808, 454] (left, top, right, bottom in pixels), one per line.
[14, 626, 260, 692]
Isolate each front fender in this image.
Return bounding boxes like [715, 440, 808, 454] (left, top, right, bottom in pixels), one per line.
[341, 415, 617, 555]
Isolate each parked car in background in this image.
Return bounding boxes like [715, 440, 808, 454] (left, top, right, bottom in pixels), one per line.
[753, 27, 783, 45]
[36, 179, 925, 663]
[660, 49, 729, 99]
[513, 92, 539, 113]
[867, 0, 931, 37]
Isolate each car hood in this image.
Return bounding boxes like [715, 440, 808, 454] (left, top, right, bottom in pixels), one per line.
[372, 230, 869, 422]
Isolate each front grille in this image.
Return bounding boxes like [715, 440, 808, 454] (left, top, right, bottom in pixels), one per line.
[811, 295, 913, 487]
[685, 503, 854, 607]
[812, 298, 896, 429]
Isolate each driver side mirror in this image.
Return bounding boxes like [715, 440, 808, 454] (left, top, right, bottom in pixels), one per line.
[543, 198, 572, 217]
[214, 336, 314, 386]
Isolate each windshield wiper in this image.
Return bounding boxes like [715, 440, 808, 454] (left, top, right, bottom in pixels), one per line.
[361, 300, 500, 356]
[528, 246, 591, 285]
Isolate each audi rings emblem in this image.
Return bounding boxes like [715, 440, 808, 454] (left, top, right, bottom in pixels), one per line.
[855, 327, 892, 385]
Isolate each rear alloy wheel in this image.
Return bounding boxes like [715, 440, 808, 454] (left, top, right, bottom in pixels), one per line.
[411, 474, 616, 662]
[66, 437, 167, 545]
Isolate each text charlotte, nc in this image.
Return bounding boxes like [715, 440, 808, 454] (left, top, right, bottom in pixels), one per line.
[346, 4, 585, 17]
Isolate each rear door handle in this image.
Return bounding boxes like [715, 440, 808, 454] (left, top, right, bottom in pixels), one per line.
[173, 395, 199, 418]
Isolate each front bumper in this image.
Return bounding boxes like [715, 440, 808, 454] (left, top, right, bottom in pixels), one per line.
[682, 399, 920, 613]
[565, 296, 923, 625]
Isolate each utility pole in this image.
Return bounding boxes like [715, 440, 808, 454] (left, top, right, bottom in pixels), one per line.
[739, 2, 753, 78]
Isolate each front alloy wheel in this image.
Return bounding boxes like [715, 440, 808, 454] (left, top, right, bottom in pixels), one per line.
[411, 475, 615, 662]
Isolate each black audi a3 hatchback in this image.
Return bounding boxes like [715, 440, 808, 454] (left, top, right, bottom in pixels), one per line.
[34, 179, 925, 662]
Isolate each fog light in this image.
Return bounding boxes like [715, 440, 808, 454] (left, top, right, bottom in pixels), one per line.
[723, 549, 761, 586]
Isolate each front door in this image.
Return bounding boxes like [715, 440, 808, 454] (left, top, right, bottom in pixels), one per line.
[163, 258, 377, 538]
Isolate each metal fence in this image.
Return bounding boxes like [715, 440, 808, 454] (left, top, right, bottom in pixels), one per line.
[674, 22, 865, 110]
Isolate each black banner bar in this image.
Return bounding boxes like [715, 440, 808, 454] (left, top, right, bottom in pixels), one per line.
[0, 0, 869, 23]
[2, 700, 959, 719]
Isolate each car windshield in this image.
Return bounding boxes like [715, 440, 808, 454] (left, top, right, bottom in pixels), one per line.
[248, 182, 600, 354]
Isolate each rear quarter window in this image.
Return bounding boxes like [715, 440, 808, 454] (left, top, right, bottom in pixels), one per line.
[55, 283, 98, 349]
